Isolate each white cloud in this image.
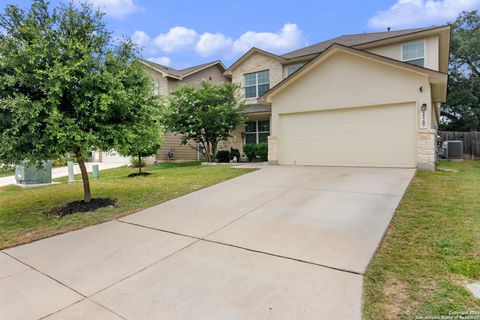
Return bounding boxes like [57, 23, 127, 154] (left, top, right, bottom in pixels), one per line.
[154, 26, 199, 53]
[195, 33, 233, 56]
[232, 23, 307, 54]
[82, 0, 141, 18]
[131, 30, 150, 48]
[368, 0, 480, 29]
[146, 56, 172, 66]
[131, 23, 307, 61]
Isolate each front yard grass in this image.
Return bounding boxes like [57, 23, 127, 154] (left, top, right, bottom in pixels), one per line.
[363, 161, 480, 319]
[0, 162, 253, 249]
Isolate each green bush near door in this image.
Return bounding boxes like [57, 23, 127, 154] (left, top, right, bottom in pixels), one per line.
[243, 143, 268, 162]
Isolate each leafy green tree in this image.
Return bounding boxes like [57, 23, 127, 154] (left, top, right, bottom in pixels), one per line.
[162, 83, 245, 162]
[441, 11, 480, 131]
[117, 126, 162, 175]
[0, 0, 159, 202]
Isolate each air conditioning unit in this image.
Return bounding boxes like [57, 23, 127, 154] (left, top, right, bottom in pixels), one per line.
[442, 140, 463, 160]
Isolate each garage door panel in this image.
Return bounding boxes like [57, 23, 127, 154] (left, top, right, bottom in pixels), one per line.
[278, 103, 416, 167]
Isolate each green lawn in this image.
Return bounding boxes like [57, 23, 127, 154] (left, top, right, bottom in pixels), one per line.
[0, 162, 253, 249]
[363, 161, 480, 319]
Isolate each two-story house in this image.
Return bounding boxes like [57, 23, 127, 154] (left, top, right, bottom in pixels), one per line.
[141, 60, 229, 162]
[222, 25, 450, 170]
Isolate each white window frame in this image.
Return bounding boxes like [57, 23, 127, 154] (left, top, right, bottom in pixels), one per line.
[401, 40, 426, 67]
[244, 119, 270, 144]
[244, 70, 270, 99]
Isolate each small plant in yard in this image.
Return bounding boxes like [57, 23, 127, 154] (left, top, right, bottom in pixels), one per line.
[117, 127, 162, 177]
[0, 0, 159, 207]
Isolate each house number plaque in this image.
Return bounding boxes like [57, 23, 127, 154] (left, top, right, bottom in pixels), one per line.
[420, 104, 427, 129]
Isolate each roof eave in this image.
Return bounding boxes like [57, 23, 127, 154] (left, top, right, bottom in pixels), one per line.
[353, 25, 451, 50]
[140, 60, 182, 79]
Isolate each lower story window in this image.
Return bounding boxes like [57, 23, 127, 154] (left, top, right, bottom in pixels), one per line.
[245, 120, 270, 144]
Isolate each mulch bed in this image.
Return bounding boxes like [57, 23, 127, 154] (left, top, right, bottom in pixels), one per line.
[48, 198, 117, 217]
[127, 172, 152, 178]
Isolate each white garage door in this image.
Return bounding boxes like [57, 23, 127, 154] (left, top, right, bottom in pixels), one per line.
[278, 103, 416, 167]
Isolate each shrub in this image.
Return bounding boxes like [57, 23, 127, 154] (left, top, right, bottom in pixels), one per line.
[256, 143, 268, 161]
[130, 157, 146, 168]
[243, 143, 268, 162]
[230, 148, 241, 160]
[243, 144, 257, 161]
[215, 150, 231, 163]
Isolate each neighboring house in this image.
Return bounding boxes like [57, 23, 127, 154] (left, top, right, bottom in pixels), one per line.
[221, 25, 450, 170]
[140, 60, 228, 162]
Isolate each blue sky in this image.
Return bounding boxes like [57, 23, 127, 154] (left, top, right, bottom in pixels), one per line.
[2, 0, 480, 68]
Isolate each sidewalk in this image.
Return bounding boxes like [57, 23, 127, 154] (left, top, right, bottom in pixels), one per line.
[0, 162, 126, 187]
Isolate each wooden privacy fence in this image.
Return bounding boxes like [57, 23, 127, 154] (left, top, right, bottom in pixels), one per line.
[440, 131, 480, 160]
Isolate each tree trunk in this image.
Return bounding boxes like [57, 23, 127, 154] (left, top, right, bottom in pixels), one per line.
[211, 141, 218, 160]
[76, 154, 91, 203]
[206, 141, 212, 162]
[138, 155, 142, 174]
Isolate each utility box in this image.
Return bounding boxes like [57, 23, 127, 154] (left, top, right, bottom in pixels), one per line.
[442, 140, 464, 160]
[15, 161, 52, 185]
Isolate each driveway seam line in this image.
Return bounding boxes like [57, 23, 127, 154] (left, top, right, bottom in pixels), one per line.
[87, 238, 201, 298]
[117, 219, 364, 276]
[201, 239, 365, 276]
[2, 251, 87, 297]
[200, 167, 336, 240]
[37, 298, 87, 320]
[86, 298, 129, 320]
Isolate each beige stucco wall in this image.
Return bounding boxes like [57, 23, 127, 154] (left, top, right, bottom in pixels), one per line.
[231, 52, 283, 104]
[366, 35, 439, 71]
[269, 50, 436, 169]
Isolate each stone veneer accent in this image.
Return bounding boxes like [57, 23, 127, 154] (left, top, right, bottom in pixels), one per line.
[267, 136, 278, 165]
[231, 52, 283, 104]
[417, 129, 436, 171]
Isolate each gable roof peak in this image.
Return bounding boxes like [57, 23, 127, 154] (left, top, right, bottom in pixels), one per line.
[141, 59, 226, 79]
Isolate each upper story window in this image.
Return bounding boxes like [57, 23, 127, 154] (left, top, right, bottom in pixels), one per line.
[402, 40, 425, 67]
[286, 63, 303, 77]
[244, 70, 270, 98]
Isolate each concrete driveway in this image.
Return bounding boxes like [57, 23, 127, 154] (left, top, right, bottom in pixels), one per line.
[1, 165, 414, 320]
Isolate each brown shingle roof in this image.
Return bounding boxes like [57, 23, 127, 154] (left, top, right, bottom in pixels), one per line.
[141, 59, 225, 78]
[241, 104, 271, 114]
[281, 27, 435, 59]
